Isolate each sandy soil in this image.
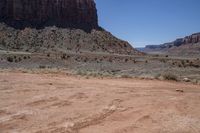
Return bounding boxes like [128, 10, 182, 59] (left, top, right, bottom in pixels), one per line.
[0, 72, 200, 133]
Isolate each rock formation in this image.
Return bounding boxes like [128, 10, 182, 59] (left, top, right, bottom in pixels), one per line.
[142, 32, 200, 57]
[183, 33, 200, 44]
[0, 0, 141, 55]
[0, 0, 99, 31]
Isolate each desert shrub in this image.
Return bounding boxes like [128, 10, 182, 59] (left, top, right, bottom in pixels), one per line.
[75, 57, 80, 61]
[160, 59, 166, 63]
[188, 61, 199, 68]
[192, 64, 199, 68]
[181, 60, 185, 65]
[165, 55, 169, 58]
[162, 73, 178, 81]
[145, 60, 148, 63]
[178, 64, 182, 67]
[181, 60, 187, 67]
[39, 65, 46, 69]
[124, 43, 127, 48]
[14, 58, 18, 62]
[47, 53, 50, 57]
[94, 57, 98, 61]
[124, 58, 129, 62]
[108, 58, 113, 63]
[23, 56, 27, 59]
[133, 60, 136, 63]
[18, 57, 22, 62]
[83, 58, 88, 62]
[7, 57, 13, 62]
[121, 74, 132, 78]
[155, 74, 161, 79]
[61, 53, 67, 59]
[79, 71, 88, 76]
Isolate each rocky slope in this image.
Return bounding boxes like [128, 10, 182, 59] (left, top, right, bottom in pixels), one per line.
[142, 33, 200, 57]
[0, 0, 98, 32]
[0, 23, 141, 55]
[0, 0, 141, 55]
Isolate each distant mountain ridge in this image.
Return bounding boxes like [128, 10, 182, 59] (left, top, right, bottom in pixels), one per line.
[142, 32, 200, 57]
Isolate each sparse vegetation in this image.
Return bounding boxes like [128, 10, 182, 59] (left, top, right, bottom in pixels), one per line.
[181, 60, 185, 66]
[18, 57, 22, 62]
[124, 58, 129, 62]
[120, 74, 132, 78]
[161, 59, 166, 63]
[178, 63, 182, 68]
[61, 53, 67, 59]
[39, 65, 46, 69]
[162, 73, 178, 81]
[7, 57, 13, 62]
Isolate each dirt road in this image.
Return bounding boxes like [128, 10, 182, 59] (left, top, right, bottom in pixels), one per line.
[0, 71, 200, 133]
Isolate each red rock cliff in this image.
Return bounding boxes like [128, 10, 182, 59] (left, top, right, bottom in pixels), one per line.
[183, 33, 200, 44]
[0, 0, 99, 31]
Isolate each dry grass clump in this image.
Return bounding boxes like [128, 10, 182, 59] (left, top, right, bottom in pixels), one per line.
[75, 70, 114, 78]
[120, 74, 132, 78]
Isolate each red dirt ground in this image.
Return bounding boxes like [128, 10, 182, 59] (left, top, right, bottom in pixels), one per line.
[0, 72, 200, 133]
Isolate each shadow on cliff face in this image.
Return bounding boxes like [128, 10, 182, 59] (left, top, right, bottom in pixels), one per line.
[0, 0, 101, 33]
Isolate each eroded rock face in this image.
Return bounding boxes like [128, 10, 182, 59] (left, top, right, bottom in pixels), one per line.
[143, 32, 200, 57]
[184, 33, 200, 44]
[0, 0, 99, 31]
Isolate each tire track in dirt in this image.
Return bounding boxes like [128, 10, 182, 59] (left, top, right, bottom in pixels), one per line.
[37, 103, 118, 133]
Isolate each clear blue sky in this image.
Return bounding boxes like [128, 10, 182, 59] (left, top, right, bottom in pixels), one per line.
[95, 0, 200, 47]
